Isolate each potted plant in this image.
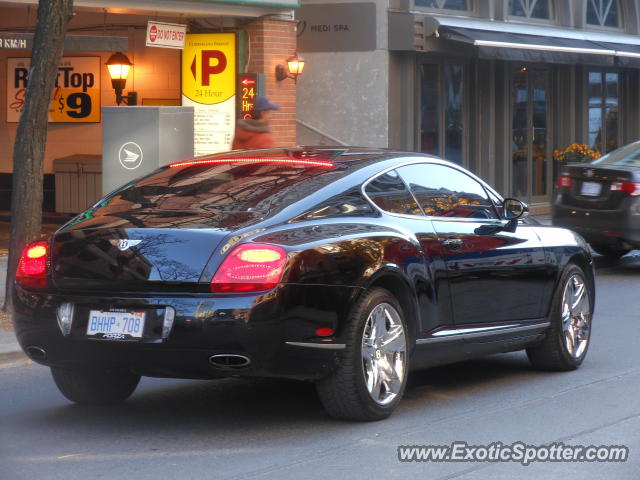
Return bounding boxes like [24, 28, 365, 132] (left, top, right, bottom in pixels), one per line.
[553, 143, 601, 178]
[553, 143, 600, 164]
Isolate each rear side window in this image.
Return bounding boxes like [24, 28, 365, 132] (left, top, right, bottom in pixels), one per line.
[396, 163, 498, 219]
[364, 170, 423, 216]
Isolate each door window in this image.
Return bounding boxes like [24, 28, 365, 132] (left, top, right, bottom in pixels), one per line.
[396, 163, 498, 219]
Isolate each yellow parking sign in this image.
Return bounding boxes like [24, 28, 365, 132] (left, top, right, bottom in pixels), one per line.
[182, 33, 236, 105]
[181, 33, 236, 155]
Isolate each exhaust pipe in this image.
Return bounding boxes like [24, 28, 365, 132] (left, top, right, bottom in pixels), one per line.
[209, 354, 251, 369]
[25, 345, 47, 361]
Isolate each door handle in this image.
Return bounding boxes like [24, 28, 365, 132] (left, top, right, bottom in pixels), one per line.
[443, 238, 464, 250]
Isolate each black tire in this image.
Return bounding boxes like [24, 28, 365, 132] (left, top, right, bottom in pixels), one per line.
[51, 366, 140, 405]
[527, 264, 594, 371]
[316, 287, 410, 421]
[590, 243, 630, 259]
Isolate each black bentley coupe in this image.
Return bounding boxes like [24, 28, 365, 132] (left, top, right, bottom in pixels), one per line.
[14, 148, 595, 421]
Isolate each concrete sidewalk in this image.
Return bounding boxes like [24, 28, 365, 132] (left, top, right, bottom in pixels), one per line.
[0, 254, 21, 363]
[0, 214, 553, 364]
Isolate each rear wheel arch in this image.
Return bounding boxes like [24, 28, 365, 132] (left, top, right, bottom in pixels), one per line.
[316, 286, 411, 420]
[358, 270, 419, 348]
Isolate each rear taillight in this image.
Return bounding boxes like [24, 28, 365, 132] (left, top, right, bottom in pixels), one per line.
[16, 240, 48, 288]
[556, 175, 573, 188]
[610, 181, 640, 196]
[210, 243, 286, 293]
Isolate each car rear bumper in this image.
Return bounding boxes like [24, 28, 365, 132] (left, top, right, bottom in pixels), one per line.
[13, 283, 361, 381]
[552, 199, 640, 247]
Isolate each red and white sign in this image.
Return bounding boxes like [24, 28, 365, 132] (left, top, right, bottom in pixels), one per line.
[145, 21, 186, 49]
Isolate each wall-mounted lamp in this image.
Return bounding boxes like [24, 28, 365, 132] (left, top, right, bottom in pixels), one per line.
[106, 52, 137, 106]
[275, 53, 305, 83]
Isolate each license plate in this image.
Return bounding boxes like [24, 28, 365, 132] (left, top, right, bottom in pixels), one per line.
[87, 310, 145, 340]
[580, 181, 601, 196]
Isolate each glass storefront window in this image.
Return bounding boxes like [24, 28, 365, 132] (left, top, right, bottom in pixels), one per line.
[511, 66, 549, 200]
[419, 63, 465, 165]
[586, 0, 621, 28]
[415, 0, 469, 10]
[531, 70, 547, 196]
[444, 65, 464, 164]
[588, 70, 619, 153]
[508, 0, 553, 20]
[512, 69, 528, 198]
[420, 65, 439, 157]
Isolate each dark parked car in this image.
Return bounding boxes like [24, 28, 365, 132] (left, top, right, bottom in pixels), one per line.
[553, 141, 640, 258]
[14, 148, 595, 421]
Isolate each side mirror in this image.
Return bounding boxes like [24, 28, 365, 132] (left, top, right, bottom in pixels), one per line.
[503, 198, 529, 221]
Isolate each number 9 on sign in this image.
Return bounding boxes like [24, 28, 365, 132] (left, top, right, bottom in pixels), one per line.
[49, 89, 100, 123]
[66, 93, 92, 119]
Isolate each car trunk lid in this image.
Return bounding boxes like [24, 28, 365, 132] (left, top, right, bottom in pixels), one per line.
[50, 216, 230, 292]
[559, 163, 637, 210]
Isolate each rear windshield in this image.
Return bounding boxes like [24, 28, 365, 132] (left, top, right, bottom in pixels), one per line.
[591, 142, 640, 168]
[100, 152, 349, 219]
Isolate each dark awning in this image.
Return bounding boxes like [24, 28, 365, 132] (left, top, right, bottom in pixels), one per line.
[438, 26, 615, 65]
[411, 16, 640, 66]
[598, 42, 640, 66]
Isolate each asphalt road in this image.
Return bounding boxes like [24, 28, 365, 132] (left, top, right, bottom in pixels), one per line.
[1, 255, 639, 480]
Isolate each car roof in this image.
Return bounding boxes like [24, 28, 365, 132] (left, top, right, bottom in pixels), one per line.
[182, 146, 433, 171]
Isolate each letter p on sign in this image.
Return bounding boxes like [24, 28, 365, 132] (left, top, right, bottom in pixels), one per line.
[201, 51, 227, 86]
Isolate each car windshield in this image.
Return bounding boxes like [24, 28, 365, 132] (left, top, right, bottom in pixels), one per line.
[591, 142, 640, 168]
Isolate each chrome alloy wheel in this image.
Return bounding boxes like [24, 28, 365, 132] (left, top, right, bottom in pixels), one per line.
[361, 303, 407, 405]
[561, 273, 591, 359]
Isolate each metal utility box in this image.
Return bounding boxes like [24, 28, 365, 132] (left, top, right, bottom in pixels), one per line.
[54, 154, 102, 214]
[102, 106, 194, 195]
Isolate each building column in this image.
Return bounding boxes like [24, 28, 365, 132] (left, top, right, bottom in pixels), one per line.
[244, 18, 297, 147]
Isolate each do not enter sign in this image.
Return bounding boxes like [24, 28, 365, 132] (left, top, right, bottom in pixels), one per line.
[145, 21, 186, 49]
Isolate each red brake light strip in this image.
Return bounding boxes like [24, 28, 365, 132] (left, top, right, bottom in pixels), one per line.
[169, 157, 334, 169]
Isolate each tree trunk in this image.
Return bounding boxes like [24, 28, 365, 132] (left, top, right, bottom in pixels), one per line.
[4, 0, 73, 311]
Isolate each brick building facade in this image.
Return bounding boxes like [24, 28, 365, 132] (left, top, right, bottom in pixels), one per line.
[0, 0, 299, 213]
[245, 19, 298, 147]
